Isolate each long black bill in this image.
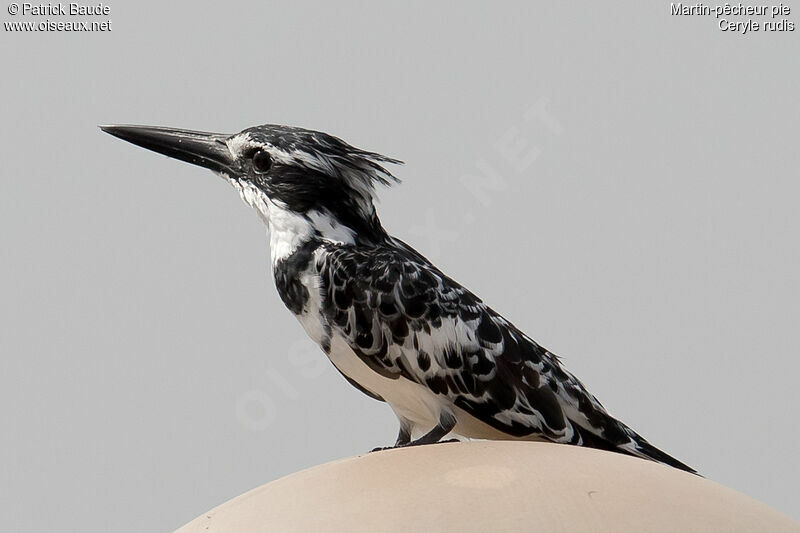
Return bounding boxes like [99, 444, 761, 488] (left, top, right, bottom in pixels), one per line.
[100, 125, 235, 173]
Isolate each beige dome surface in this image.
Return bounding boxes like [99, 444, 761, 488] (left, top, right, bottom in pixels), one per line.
[176, 441, 798, 533]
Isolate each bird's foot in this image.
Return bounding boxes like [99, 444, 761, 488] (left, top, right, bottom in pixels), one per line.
[396, 437, 460, 448]
[370, 413, 458, 453]
[369, 438, 460, 453]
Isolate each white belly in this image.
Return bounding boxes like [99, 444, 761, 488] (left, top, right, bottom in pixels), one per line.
[291, 279, 442, 437]
[326, 336, 443, 437]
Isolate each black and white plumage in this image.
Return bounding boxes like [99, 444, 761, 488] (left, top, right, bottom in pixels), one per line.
[102, 123, 696, 474]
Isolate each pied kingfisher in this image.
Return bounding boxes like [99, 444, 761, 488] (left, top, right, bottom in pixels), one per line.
[102, 123, 696, 474]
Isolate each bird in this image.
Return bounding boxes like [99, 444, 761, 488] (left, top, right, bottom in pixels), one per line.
[101, 123, 696, 474]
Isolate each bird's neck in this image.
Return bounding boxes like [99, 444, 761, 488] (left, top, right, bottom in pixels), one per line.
[230, 179, 386, 267]
[265, 199, 386, 267]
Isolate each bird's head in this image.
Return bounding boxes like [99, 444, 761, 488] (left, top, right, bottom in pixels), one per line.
[101, 124, 401, 257]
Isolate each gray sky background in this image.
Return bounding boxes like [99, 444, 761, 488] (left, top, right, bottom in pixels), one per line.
[1, 2, 798, 531]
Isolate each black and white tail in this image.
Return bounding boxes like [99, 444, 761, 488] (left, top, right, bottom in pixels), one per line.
[570, 416, 697, 475]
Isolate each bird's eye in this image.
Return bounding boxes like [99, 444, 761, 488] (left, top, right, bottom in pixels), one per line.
[252, 150, 273, 173]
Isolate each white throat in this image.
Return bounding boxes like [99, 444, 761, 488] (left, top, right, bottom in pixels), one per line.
[230, 179, 357, 266]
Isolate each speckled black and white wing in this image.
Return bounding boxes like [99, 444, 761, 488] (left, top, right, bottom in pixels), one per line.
[316, 239, 696, 473]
